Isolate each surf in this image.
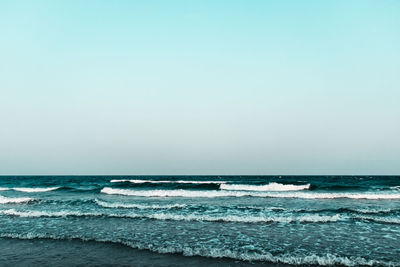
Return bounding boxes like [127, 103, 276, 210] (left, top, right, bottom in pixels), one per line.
[100, 187, 400, 199]
[220, 182, 310, 191]
[0, 196, 34, 204]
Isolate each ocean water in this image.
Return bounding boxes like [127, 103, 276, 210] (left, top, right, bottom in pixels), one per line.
[0, 175, 399, 266]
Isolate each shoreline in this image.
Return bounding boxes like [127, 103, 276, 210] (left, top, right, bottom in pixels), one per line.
[0, 237, 292, 267]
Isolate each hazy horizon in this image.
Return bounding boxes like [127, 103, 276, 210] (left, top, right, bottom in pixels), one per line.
[1, 1, 399, 175]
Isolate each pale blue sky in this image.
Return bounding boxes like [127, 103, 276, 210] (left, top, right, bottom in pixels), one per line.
[0, 1, 399, 174]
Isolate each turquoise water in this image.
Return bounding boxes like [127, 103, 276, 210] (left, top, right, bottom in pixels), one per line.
[0, 176, 399, 266]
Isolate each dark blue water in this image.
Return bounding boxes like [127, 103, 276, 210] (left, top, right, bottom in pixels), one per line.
[0, 176, 399, 266]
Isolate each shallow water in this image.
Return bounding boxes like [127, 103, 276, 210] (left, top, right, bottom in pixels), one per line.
[0, 175, 399, 266]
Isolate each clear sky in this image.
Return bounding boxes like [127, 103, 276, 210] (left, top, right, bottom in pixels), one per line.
[0, 1, 399, 175]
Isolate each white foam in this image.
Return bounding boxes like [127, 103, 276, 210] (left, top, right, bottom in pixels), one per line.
[110, 179, 228, 184]
[0, 233, 397, 266]
[0, 209, 100, 217]
[0, 208, 341, 223]
[287, 192, 400, 200]
[350, 208, 394, 214]
[101, 187, 249, 197]
[145, 213, 341, 223]
[0, 196, 34, 204]
[220, 182, 310, 191]
[94, 199, 186, 209]
[0, 187, 10, 191]
[100, 187, 400, 199]
[12, 187, 60, 192]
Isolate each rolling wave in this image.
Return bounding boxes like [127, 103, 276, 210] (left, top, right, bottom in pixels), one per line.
[94, 199, 186, 209]
[0, 196, 34, 204]
[110, 179, 228, 184]
[95, 199, 400, 216]
[0, 187, 60, 193]
[352, 215, 400, 225]
[0, 233, 397, 266]
[4, 207, 400, 225]
[220, 182, 310, 191]
[0, 208, 341, 223]
[100, 187, 400, 199]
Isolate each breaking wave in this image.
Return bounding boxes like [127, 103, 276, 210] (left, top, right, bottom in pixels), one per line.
[100, 187, 400, 199]
[0, 187, 60, 193]
[220, 182, 310, 191]
[110, 179, 228, 184]
[0, 208, 341, 223]
[0, 233, 397, 266]
[94, 199, 186, 209]
[0, 196, 35, 204]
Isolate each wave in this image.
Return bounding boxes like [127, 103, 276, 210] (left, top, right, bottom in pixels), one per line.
[0, 209, 94, 217]
[0, 187, 60, 193]
[13, 187, 60, 192]
[101, 187, 249, 197]
[0, 196, 34, 204]
[143, 213, 342, 223]
[110, 179, 228, 184]
[0, 233, 397, 266]
[220, 183, 310, 191]
[95, 199, 400, 217]
[293, 207, 400, 216]
[0, 208, 341, 223]
[94, 199, 186, 209]
[352, 215, 400, 225]
[100, 187, 400, 199]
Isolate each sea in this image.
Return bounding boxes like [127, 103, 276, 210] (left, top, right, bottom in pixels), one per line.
[0, 175, 399, 266]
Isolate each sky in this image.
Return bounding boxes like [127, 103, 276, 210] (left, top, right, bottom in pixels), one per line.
[0, 0, 399, 175]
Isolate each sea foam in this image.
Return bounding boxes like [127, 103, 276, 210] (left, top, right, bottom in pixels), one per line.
[12, 187, 60, 193]
[100, 187, 400, 199]
[0, 196, 34, 204]
[0, 232, 397, 266]
[110, 179, 228, 184]
[220, 182, 310, 191]
[0, 187, 60, 193]
[0, 208, 341, 223]
[94, 199, 186, 209]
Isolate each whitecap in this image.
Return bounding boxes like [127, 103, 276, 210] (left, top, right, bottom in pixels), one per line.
[0, 208, 341, 223]
[110, 179, 228, 184]
[12, 187, 60, 193]
[94, 199, 186, 209]
[220, 182, 310, 191]
[0, 196, 35, 204]
[100, 187, 400, 199]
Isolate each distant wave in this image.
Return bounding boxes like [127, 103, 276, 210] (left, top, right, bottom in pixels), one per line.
[0, 196, 35, 204]
[0, 233, 397, 266]
[94, 199, 186, 209]
[100, 187, 400, 199]
[0, 187, 60, 193]
[110, 179, 228, 184]
[220, 182, 310, 191]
